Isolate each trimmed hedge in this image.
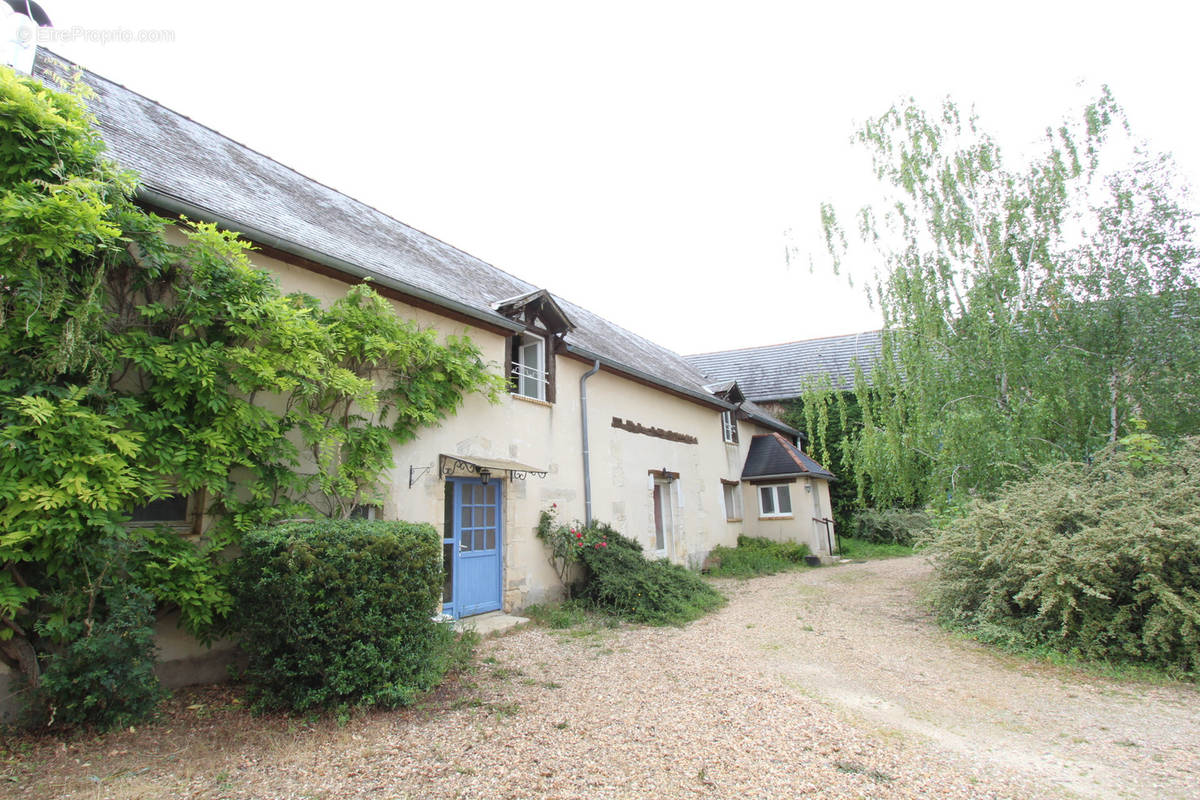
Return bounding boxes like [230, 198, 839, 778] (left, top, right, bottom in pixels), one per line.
[228, 519, 451, 712]
[924, 438, 1200, 676]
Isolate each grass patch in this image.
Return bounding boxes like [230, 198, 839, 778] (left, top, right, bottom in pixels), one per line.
[942, 623, 1193, 685]
[837, 536, 916, 560]
[522, 600, 611, 629]
[704, 535, 811, 578]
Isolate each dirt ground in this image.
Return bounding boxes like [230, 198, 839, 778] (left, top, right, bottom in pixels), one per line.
[3, 556, 1198, 799]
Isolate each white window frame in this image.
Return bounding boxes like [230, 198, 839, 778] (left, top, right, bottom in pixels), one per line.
[652, 478, 673, 553]
[757, 483, 793, 518]
[722, 482, 742, 521]
[721, 410, 737, 444]
[512, 331, 547, 401]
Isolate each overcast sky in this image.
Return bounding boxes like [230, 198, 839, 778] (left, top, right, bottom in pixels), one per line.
[21, 1, 1200, 354]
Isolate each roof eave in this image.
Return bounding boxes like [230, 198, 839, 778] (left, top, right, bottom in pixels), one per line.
[743, 470, 834, 482]
[564, 343, 732, 411]
[138, 186, 526, 335]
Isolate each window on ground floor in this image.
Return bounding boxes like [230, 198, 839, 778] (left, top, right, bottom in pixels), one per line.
[722, 481, 741, 521]
[758, 483, 793, 518]
[128, 490, 203, 534]
[653, 479, 673, 552]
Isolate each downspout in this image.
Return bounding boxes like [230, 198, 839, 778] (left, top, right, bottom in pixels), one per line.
[580, 359, 601, 526]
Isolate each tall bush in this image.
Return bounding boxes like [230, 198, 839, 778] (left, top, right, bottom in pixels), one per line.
[924, 437, 1200, 676]
[0, 65, 501, 723]
[229, 520, 452, 713]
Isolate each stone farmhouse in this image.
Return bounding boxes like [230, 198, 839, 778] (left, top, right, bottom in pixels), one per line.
[16, 50, 841, 683]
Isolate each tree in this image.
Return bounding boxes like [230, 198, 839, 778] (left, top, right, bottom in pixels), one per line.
[0, 66, 503, 724]
[814, 90, 1200, 509]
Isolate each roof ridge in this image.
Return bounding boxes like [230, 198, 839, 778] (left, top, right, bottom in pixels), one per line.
[35, 47, 543, 296]
[685, 329, 882, 358]
[773, 431, 810, 472]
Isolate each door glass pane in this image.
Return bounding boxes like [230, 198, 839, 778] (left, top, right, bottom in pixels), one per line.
[442, 542, 453, 603]
[778, 487, 792, 514]
[485, 530, 495, 550]
[760, 486, 774, 514]
[486, 507, 496, 527]
[460, 527, 473, 551]
[461, 507, 472, 529]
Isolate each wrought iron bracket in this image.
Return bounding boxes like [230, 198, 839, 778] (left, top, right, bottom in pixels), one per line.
[409, 465, 431, 488]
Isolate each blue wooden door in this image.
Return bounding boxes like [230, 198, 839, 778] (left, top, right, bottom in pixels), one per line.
[446, 479, 502, 617]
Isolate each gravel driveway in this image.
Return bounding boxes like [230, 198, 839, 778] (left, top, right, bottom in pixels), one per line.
[9, 556, 1199, 799]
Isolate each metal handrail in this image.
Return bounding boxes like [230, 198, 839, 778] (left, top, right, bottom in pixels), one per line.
[812, 516, 838, 556]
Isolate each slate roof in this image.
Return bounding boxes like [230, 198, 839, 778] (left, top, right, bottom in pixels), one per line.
[29, 49, 764, 417]
[686, 330, 883, 401]
[741, 433, 835, 482]
[740, 399, 799, 439]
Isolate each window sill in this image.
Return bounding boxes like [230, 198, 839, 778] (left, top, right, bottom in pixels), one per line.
[758, 515, 794, 521]
[510, 393, 552, 408]
[725, 517, 743, 523]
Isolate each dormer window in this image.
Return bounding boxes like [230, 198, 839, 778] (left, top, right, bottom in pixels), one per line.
[512, 331, 547, 400]
[493, 289, 574, 406]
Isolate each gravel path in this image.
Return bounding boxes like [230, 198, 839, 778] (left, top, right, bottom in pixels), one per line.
[8, 556, 1199, 799]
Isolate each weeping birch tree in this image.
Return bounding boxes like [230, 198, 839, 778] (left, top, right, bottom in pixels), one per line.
[811, 90, 1200, 508]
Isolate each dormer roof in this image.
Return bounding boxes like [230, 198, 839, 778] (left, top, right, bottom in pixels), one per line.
[492, 289, 574, 336]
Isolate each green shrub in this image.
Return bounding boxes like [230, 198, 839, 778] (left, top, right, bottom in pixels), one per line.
[575, 526, 725, 625]
[228, 519, 456, 713]
[837, 536, 915, 560]
[705, 535, 810, 578]
[924, 437, 1200, 677]
[853, 508, 930, 545]
[34, 586, 167, 731]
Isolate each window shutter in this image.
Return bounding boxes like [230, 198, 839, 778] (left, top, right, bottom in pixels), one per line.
[545, 336, 557, 403]
[731, 410, 739, 444]
[506, 335, 519, 393]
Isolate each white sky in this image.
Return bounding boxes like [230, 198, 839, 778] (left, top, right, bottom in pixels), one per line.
[22, 1, 1200, 354]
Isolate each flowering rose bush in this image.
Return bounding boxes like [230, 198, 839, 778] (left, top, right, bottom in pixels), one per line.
[536, 507, 724, 625]
[536, 506, 607, 596]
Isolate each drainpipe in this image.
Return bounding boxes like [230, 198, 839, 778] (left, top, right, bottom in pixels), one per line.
[579, 359, 601, 526]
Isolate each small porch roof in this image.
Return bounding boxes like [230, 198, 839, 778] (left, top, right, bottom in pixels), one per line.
[440, 454, 548, 480]
[740, 433, 835, 482]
